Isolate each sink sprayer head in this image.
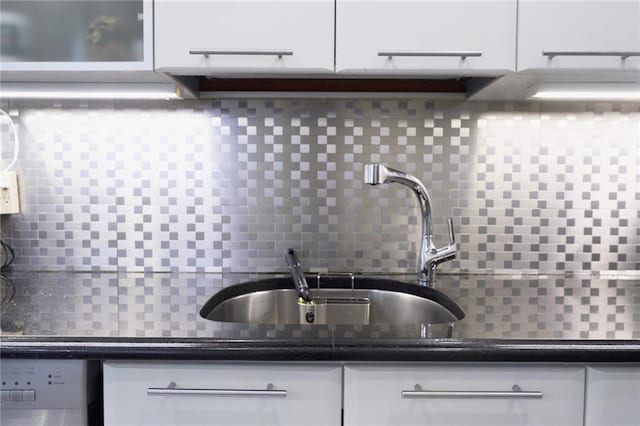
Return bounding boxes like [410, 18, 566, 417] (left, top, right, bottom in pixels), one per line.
[364, 163, 386, 185]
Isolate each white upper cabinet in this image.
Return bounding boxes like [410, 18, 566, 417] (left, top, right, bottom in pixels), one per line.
[0, 0, 152, 71]
[518, 0, 640, 71]
[336, 1, 517, 75]
[154, 1, 335, 75]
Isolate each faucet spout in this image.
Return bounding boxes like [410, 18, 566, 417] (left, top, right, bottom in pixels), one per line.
[364, 164, 456, 287]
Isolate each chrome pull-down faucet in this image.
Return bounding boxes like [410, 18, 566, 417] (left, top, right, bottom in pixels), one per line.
[364, 163, 457, 287]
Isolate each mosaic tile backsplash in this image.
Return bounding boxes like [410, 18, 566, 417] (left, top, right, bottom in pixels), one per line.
[1, 100, 639, 274]
[4, 272, 640, 339]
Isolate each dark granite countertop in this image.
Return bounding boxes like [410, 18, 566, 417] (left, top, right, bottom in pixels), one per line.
[2, 272, 640, 362]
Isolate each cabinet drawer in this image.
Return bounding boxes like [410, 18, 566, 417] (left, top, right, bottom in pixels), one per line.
[585, 366, 640, 426]
[154, 1, 334, 74]
[104, 362, 342, 426]
[518, 1, 640, 71]
[344, 364, 584, 426]
[336, 1, 516, 75]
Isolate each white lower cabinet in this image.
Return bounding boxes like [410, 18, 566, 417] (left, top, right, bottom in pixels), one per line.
[104, 361, 592, 426]
[343, 364, 585, 426]
[102, 362, 342, 426]
[585, 366, 640, 426]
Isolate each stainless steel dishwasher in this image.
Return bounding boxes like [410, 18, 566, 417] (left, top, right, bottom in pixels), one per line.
[1, 359, 100, 426]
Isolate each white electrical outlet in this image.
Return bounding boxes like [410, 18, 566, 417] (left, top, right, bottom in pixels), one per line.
[0, 170, 21, 215]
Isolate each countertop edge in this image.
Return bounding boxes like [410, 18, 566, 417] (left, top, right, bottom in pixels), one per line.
[3, 338, 640, 362]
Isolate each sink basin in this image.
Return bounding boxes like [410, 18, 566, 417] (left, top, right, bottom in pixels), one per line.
[200, 276, 465, 326]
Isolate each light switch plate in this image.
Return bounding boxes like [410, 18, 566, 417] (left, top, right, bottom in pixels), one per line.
[0, 170, 21, 215]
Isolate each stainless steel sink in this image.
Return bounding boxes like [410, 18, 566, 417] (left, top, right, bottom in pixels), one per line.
[200, 277, 464, 326]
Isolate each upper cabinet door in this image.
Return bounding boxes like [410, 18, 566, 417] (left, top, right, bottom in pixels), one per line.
[518, 0, 640, 71]
[154, 1, 335, 75]
[0, 0, 152, 71]
[336, 1, 517, 75]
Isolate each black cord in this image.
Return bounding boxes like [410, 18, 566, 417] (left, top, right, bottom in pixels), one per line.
[0, 240, 7, 269]
[0, 240, 15, 270]
[6, 242, 14, 268]
[0, 274, 16, 307]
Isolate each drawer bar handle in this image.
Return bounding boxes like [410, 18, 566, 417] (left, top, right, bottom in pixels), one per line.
[543, 51, 640, 59]
[402, 384, 542, 399]
[378, 51, 482, 59]
[147, 382, 287, 397]
[189, 49, 293, 58]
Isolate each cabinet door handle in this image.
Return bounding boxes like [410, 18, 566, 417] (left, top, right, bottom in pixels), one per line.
[402, 384, 542, 399]
[542, 51, 640, 59]
[189, 49, 293, 58]
[378, 51, 482, 59]
[147, 382, 287, 397]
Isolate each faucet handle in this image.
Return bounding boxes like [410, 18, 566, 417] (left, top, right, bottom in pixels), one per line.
[429, 218, 457, 269]
[439, 218, 457, 260]
[447, 217, 456, 244]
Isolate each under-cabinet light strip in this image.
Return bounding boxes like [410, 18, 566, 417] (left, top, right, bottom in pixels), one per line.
[528, 83, 640, 101]
[0, 83, 181, 100]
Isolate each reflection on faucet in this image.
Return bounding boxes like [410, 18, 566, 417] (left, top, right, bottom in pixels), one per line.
[285, 248, 313, 303]
[364, 164, 457, 287]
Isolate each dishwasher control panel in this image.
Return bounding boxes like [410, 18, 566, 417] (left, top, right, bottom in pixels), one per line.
[1, 359, 90, 409]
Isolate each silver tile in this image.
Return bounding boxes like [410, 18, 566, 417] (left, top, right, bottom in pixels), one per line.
[1, 100, 638, 275]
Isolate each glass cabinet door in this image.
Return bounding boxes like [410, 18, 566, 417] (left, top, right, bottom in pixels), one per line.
[0, 0, 152, 70]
